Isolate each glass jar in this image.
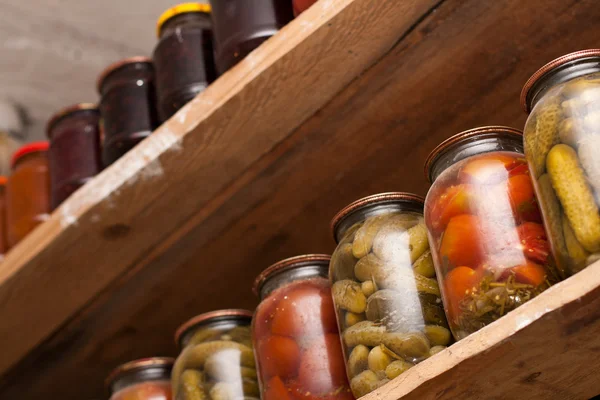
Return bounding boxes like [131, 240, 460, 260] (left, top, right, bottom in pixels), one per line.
[172, 309, 258, 399]
[97, 57, 159, 166]
[252, 254, 353, 400]
[330, 193, 449, 398]
[154, 3, 216, 121]
[424, 126, 559, 340]
[0, 176, 8, 255]
[293, 0, 317, 16]
[106, 357, 173, 400]
[211, 0, 294, 74]
[7, 142, 50, 247]
[521, 49, 600, 275]
[46, 103, 101, 209]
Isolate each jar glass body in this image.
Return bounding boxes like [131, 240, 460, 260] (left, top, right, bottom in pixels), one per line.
[211, 0, 294, 74]
[48, 109, 101, 209]
[524, 67, 600, 275]
[7, 151, 50, 246]
[253, 263, 352, 400]
[425, 137, 558, 339]
[99, 61, 159, 166]
[154, 12, 216, 121]
[110, 380, 171, 400]
[172, 315, 258, 399]
[330, 202, 449, 398]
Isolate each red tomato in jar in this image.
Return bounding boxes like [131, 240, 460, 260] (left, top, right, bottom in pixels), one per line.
[507, 174, 542, 223]
[297, 334, 348, 396]
[444, 266, 481, 321]
[502, 260, 546, 287]
[271, 282, 338, 338]
[427, 184, 474, 233]
[439, 214, 485, 268]
[293, 0, 317, 15]
[516, 222, 550, 264]
[458, 153, 516, 185]
[264, 376, 294, 400]
[258, 335, 301, 380]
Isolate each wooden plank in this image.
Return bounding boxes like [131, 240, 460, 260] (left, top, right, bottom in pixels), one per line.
[3, 0, 600, 399]
[0, 0, 438, 388]
[363, 259, 600, 400]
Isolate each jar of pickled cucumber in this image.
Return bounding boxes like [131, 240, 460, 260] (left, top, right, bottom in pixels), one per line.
[252, 254, 353, 400]
[106, 357, 173, 400]
[172, 309, 258, 399]
[330, 193, 450, 397]
[424, 126, 559, 340]
[521, 49, 600, 275]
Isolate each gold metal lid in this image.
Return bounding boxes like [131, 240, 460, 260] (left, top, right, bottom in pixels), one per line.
[423, 126, 523, 183]
[252, 254, 331, 296]
[46, 103, 99, 138]
[521, 49, 600, 112]
[104, 357, 174, 391]
[174, 309, 253, 347]
[156, 2, 211, 37]
[330, 192, 425, 242]
[96, 56, 153, 94]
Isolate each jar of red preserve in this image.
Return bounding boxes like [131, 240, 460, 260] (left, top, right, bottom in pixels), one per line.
[105, 357, 173, 400]
[424, 126, 561, 340]
[253, 254, 354, 400]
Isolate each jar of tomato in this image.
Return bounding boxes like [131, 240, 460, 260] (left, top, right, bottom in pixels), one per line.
[330, 193, 449, 397]
[253, 254, 353, 400]
[46, 103, 101, 209]
[7, 142, 50, 247]
[97, 57, 159, 166]
[0, 176, 8, 255]
[521, 50, 600, 275]
[424, 126, 559, 340]
[172, 309, 258, 399]
[210, 0, 294, 74]
[154, 3, 216, 121]
[106, 357, 173, 400]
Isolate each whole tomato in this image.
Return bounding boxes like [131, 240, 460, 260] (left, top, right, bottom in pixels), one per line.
[427, 184, 474, 234]
[502, 260, 546, 287]
[507, 173, 542, 223]
[516, 222, 550, 264]
[458, 153, 516, 185]
[444, 266, 481, 322]
[296, 334, 348, 396]
[257, 335, 301, 380]
[439, 214, 485, 268]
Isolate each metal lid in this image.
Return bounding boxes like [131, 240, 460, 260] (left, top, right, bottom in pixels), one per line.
[252, 254, 331, 296]
[96, 56, 153, 94]
[424, 126, 523, 183]
[11, 141, 49, 168]
[46, 103, 99, 138]
[175, 309, 253, 347]
[521, 49, 600, 112]
[104, 357, 174, 391]
[156, 2, 211, 37]
[330, 192, 425, 242]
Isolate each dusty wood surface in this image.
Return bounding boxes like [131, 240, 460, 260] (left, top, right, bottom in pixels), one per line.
[0, 0, 439, 398]
[363, 259, 600, 400]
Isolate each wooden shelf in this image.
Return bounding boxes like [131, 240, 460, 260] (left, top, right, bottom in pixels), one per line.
[1, 0, 600, 398]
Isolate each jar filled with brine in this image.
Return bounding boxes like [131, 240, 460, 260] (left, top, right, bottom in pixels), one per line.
[210, 0, 294, 74]
[253, 254, 353, 400]
[424, 126, 559, 340]
[172, 309, 259, 399]
[97, 57, 159, 166]
[106, 357, 173, 400]
[330, 193, 450, 398]
[47, 103, 101, 209]
[7, 142, 50, 247]
[521, 49, 600, 275]
[154, 3, 216, 121]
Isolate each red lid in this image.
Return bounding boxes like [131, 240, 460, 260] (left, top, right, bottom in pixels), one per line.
[11, 141, 49, 169]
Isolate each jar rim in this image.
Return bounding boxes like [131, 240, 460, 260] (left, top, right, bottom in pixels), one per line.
[520, 49, 600, 113]
[174, 309, 253, 347]
[156, 2, 211, 38]
[96, 56, 153, 94]
[252, 254, 331, 297]
[46, 103, 99, 139]
[11, 141, 49, 169]
[423, 126, 523, 183]
[330, 192, 425, 242]
[104, 357, 174, 392]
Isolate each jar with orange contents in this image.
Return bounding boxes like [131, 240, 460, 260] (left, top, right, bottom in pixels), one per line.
[0, 176, 8, 254]
[253, 255, 353, 400]
[424, 126, 560, 340]
[106, 357, 173, 400]
[7, 142, 50, 247]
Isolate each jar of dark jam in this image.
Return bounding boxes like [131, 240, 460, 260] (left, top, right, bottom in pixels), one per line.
[46, 103, 101, 209]
[106, 357, 173, 400]
[154, 3, 217, 121]
[210, 0, 294, 74]
[97, 57, 159, 166]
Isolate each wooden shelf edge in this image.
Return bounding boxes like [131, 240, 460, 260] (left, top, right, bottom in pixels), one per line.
[0, 0, 440, 377]
[362, 259, 600, 400]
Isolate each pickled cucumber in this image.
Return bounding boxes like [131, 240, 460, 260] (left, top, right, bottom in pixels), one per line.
[332, 243, 358, 281]
[412, 250, 435, 278]
[578, 134, 600, 194]
[367, 345, 392, 373]
[348, 345, 369, 378]
[361, 280, 377, 297]
[562, 215, 589, 273]
[353, 215, 387, 258]
[428, 346, 447, 357]
[350, 370, 380, 397]
[372, 215, 419, 263]
[382, 332, 430, 360]
[547, 144, 600, 252]
[344, 321, 386, 347]
[365, 289, 403, 323]
[345, 311, 366, 327]
[385, 360, 413, 379]
[558, 118, 584, 148]
[408, 223, 429, 263]
[537, 174, 568, 278]
[181, 342, 255, 370]
[354, 253, 392, 284]
[178, 369, 207, 400]
[423, 325, 451, 346]
[529, 101, 562, 177]
[332, 279, 367, 313]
